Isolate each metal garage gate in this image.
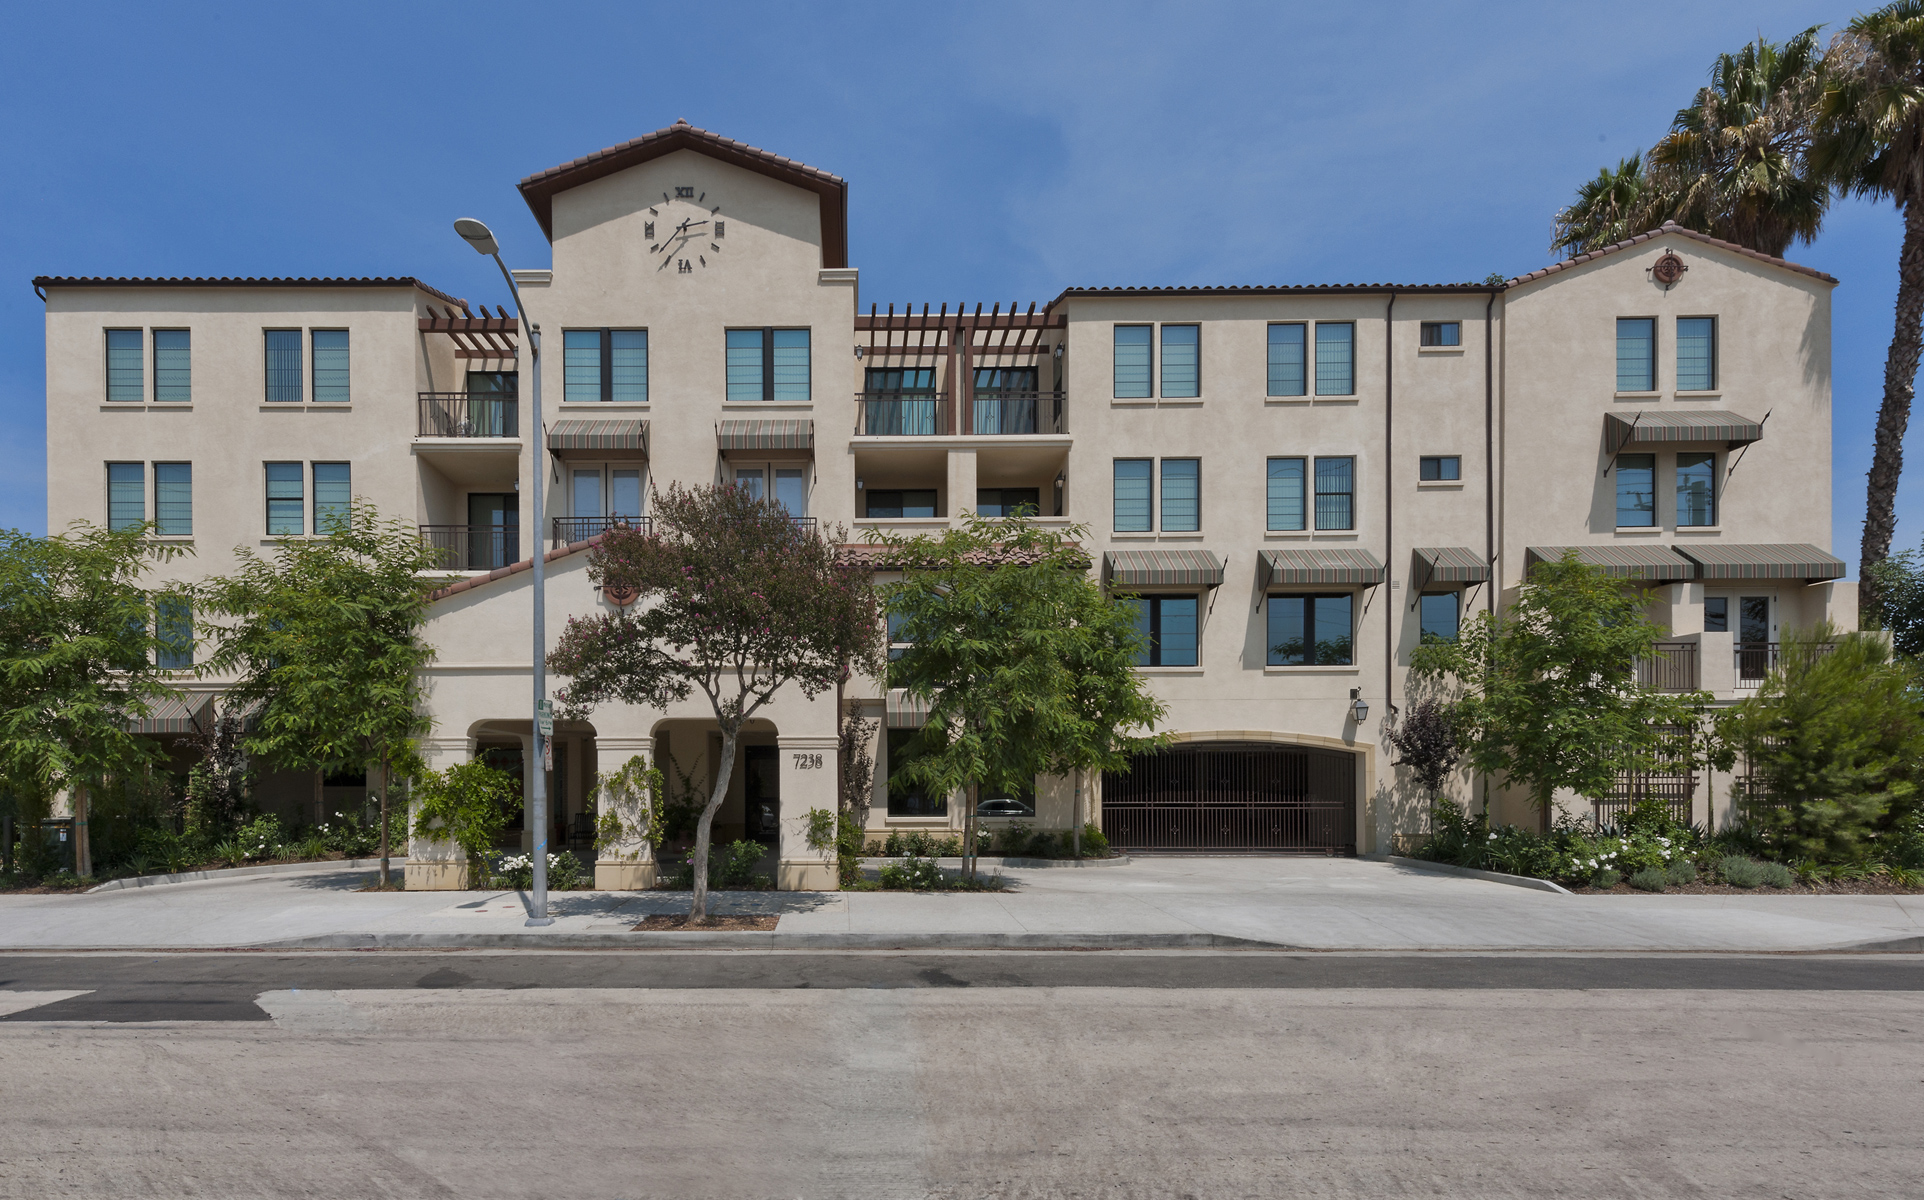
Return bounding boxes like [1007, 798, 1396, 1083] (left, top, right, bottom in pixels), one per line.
[1102, 742, 1357, 854]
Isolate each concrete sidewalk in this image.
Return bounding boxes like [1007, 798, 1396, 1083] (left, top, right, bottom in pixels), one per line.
[3, 856, 1922, 952]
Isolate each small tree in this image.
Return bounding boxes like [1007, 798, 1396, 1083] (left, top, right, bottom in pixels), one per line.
[835, 703, 878, 884]
[1410, 551, 1714, 824]
[411, 759, 519, 887]
[1719, 621, 1924, 862]
[198, 499, 446, 886]
[1386, 699, 1462, 804]
[1867, 544, 1924, 657]
[877, 514, 1169, 873]
[182, 707, 251, 837]
[547, 484, 883, 922]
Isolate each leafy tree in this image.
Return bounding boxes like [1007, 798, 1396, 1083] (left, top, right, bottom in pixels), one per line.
[547, 483, 883, 922]
[0, 522, 192, 874]
[835, 703, 878, 884]
[411, 759, 519, 887]
[876, 514, 1169, 873]
[197, 499, 445, 886]
[1386, 698, 1462, 801]
[1867, 543, 1924, 656]
[1719, 622, 1924, 862]
[183, 707, 251, 837]
[1409, 551, 1715, 824]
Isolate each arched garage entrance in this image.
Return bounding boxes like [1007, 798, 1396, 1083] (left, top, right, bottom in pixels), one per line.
[1102, 742, 1357, 854]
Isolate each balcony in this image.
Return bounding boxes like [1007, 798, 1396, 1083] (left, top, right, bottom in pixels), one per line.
[420, 525, 519, 572]
[551, 516, 651, 547]
[970, 392, 1063, 435]
[1636, 642, 1699, 691]
[1734, 640, 1837, 688]
[857, 393, 948, 437]
[419, 393, 518, 438]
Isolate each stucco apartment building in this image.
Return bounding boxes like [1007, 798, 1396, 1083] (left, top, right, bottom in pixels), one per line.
[37, 122, 1851, 888]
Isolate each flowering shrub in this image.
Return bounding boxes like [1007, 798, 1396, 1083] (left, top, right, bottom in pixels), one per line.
[492, 850, 586, 891]
[1418, 798, 1706, 885]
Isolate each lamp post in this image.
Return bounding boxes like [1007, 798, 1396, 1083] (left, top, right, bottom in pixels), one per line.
[454, 217, 554, 926]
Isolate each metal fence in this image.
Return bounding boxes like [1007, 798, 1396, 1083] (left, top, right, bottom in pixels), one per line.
[420, 524, 519, 571]
[1636, 642, 1699, 691]
[1735, 640, 1838, 687]
[1102, 743, 1356, 853]
[551, 516, 651, 546]
[418, 392, 518, 438]
[857, 393, 947, 436]
[970, 392, 1063, 435]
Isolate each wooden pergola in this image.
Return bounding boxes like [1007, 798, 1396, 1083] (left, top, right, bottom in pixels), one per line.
[417, 304, 520, 361]
[855, 301, 1065, 434]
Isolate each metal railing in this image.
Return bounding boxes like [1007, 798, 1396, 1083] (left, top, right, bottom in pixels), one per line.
[551, 516, 651, 547]
[1636, 642, 1699, 691]
[857, 392, 948, 436]
[971, 392, 1063, 435]
[419, 393, 518, 438]
[1734, 640, 1838, 687]
[1593, 772, 1697, 828]
[420, 524, 519, 571]
[1101, 743, 1356, 853]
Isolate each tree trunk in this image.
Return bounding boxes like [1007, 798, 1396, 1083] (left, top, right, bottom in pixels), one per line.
[1861, 196, 1924, 627]
[378, 749, 391, 888]
[689, 726, 738, 924]
[1072, 769, 1083, 858]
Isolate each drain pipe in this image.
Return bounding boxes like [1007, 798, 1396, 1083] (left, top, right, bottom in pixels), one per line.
[1383, 292, 1397, 728]
[1485, 288, 1498, 619]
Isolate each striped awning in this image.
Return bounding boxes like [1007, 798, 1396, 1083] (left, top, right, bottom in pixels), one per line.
[1412, 546, 1491, 586]
[126, 691, 214, 736]
[1105, 550, 1225, 588]
[1673, 542, 1846, 582]
[886, 689, 932, 728]
[1526, 544, 1696, 581]
[717, 419, 814, 450]
[1605, 410, 1764, 451]
[546, 419, 648, 453]
[1260, 547, 1386, 587]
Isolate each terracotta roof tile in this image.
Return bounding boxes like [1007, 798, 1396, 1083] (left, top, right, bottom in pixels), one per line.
[428, 534, 606, 603]
[32, 275, 466, 308]
[1505, 222, 1837, 287]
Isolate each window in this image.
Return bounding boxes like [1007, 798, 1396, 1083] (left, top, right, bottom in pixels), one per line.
[886, 727, 945, 817]
[1126, 595, 1200, 667]
[1676, 317, 1716, 391]
[1420, 321, 1461, 347]
[1704, 596, 1729, 633]
[886, 609, 912, 662]
[265, 462, 304, 535]
[265, 330, 303, 403]
[725, 329, 764, 401]
[153, 330, 190, 403]
[972, 366, 1036, 396]
[1266, 457, 1306, 531]
[773, 467, 807, 517]
[1314, 457, 1355, 530]
[1677, 452, 1716, 526]
[154, 463, 191, 536]
[1616, 453, 1655, 527]
[1160, 459, 1200, 531]
[1419, 455, 1461, 482]
[772, 329, 810, 401]
[107, 463, 145, 530]
[1419, 592, 1460, 643]
[868, 366, 936, 394]
[1616, 318, 1655, 391]
[976, 487, 1040, 517]
[106, 330, 143, 402]
[155, 597, 193, 670]
[1315, 323, 1354, 395]
[1267, 594, 1354, 665]
[865, 489, 937, 519]
[1267, 324, 1306, 397]
[1113, 325, 1152, 398]
[1161, 325, 1199, 397]
[611, 330, 648, 402]
[565, 330, 650, 402]
[311, 330, 349, 403]
[564, 330, 603, 402]
[313, 463, 350, 533]
[609, 468, 643, 517]
[1113, 458, 1152, 531]
[726, 328, 810, 402]
[977, 780, 1036, 818]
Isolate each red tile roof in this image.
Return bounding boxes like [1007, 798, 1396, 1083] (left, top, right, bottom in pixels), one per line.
[31, 275, 466, 307]
[1505, 221, 1837, 287]
[428, 534, 606, 603]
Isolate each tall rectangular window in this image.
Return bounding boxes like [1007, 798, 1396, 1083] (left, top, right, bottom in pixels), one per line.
[1315, 323, 1354, 395]
[1676, 317, 1716, 391]
[265, 330, 303, 403]
[1113, 458, 1153, 532]
[1677, 452, 1716, 526]
[1420, 322, 1461, 347]
[153, 330, 191, 402]
[1314, 457, 1355, 530]
[1267, 594, 1354, 665]
[610, 468, 643, 518]
[1126, 595, 1200, 667]
[1617, 318, 1656, 391]
[311, 330, 349, 403]
[265, 462, 304, 535]
[106, 329, 144, 402]
[312, 463, 351, 533]
[1267, 323, 1307, 396]
[725, 329, 764, 401]
[155, 596, 193, 670]
[564, 330, 603, 402]
[1616, 453, 1656, 527]
[1267, 457, 1306, 531]
[1160, 325, 1199, 398]
[1113, 325, 1152, 398]
[107, 463, 145, 530]
[154, 463, 192, 536]
[771, 329, 810, 401]
[611, 330, 649, 402]
[1419, 592, 1460, 643]
[1161, 459, 1200, 531]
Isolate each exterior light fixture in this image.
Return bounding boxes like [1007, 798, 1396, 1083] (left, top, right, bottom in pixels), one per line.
[856, 477, 865, 490]
[1349, 688, 1369, 724]
[854, 345, 865, 359]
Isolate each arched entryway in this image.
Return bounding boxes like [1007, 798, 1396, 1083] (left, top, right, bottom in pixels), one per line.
[1102, 741, 1357, 854]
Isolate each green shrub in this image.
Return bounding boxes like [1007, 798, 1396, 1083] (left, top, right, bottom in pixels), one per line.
[1758, 861, 1795, 889]
[882, 830, 905, 857]
[877, 856, 941, 890]
[212, 839, 248, 868]
[666, 840, 771, 890]
[1664, 859, 1697, 886]
[1628, 866, 1668, 892]
[1720, 856, 1765, 887]
[1590, 868, 1621, 889]
[1081, 823, 1110, 857]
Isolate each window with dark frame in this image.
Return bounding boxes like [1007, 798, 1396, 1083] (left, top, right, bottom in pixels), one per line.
[1160, 325, 1199, 398]
[106, 329, 143, 402]
[1677, 452, 1716, 526]
[1315, 323, 1354, 395]
[1267, 457, 1306, 530]
[1419, 321, 1461, 347]
[313, 463, 351, 534]
[154, 463, 192, 537]
[265, 462, 304, 535]
[1267, 594, 1354, 665]
[107, 463, 144, 530]
[1419, 592, 1460, 643]
[1616, 453, 1656, 527]
[864, 489, 937, 519]
[1125, 595, 1200, 667]
[1314, 457, 1355, 530]
[156, 596, 193, 670]
[153, 330, 190, 403]
[1267, 323, 1306, 396]
[1676, 317, 1717, 391]
[976, 487, 1040, 517]
[311, 330, 349, 403]
[1113, 458, 1152, 531]
[1113, 325, 1152, 398]
[1616, 318, 1656, 391]
[1161, 459, 1200, 531]
[563, 330, 649, 402]
[886, 727, 945, 817]
[1704, 596, 1729, 632]
[1419, 455, 1461, 481]
[726, 328, 809, 402]
[264, 330, 303, 403]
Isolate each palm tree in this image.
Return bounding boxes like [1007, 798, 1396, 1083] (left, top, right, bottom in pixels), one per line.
[1812, 2, 1924, 625]
[1552, 155, 1657, 258]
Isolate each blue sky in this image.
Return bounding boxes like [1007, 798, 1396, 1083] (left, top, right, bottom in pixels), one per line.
[0, 0, 1904, 572]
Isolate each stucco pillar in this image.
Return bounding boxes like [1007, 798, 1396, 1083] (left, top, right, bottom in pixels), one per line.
[406, 736, 473, 891]
[946, 448, 977, 519]
[593, 736, 658, 890]
[776, 735, 839, 891]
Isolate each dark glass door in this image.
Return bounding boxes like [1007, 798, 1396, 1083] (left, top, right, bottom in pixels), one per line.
[467, 493, 520, 570]
[1737, 595, 1773, 681]
[743, 745, 780, 843]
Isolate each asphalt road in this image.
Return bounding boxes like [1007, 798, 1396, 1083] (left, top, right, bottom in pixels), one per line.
[3, 952, 1922, 1199]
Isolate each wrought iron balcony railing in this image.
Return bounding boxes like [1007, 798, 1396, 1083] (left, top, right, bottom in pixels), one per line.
[420, 524, 519, 571]
[551, 516, 651, 547]
[970, 392, 1063, 435]
[1635, 642, 1699, 691]
[857, 392, 948, 436]
[419, 393, 519, 438]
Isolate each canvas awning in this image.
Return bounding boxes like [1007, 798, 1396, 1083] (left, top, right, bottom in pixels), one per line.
[1605, 410, 1764, 452]
[546, 419, 648, 455]
[1104, 550, 1225, 588]
[126, 691, 215, 736]
[1525, 544, 1695, 581]
[886, 689, 932, 728]
[1673, 542, 1846, 582]
[717, 419, 814, 450]
[1259, 547, 1385, 587]
[1410, 546, 1491, 589]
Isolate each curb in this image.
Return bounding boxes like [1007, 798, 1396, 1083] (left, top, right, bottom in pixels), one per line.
[87, 858, 396, 894]
[857, 855, 1131, 871]
[248, 930, 1285, 951]
[1386, 855, 1573, 895]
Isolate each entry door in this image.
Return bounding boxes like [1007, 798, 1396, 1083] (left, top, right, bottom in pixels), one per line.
[1737, 595, 1774, 681]
[743, 745, 780, 843]
[467, 493, 519, 570]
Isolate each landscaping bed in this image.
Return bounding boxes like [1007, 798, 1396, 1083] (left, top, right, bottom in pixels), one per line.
[1563, 876, 1924, 896]
[632, 914, 779, 931]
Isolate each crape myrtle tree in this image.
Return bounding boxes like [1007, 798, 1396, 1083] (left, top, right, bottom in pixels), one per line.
[546, 483, 883, 923]
[1386, 699, 1463, 805]
[877, 514, 1169, 874]
[0, 522, 192, 875]
[1409, 551, 1719, 827]
[197, 499, 447, 886]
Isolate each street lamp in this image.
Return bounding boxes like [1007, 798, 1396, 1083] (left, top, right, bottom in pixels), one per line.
[454, 217, 554, 927]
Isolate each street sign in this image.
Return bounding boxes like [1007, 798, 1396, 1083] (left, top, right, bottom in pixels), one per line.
[536, 698, 554, 737]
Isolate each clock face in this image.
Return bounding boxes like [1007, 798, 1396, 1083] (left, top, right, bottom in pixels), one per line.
[647, 185, 725, 274]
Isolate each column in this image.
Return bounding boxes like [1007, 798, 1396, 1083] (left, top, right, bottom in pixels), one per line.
[776, 735, 840, 891]
[594, 736, 657, 890]
[946, 448, 977, 521]
[406, 735, 473, 890]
